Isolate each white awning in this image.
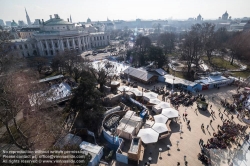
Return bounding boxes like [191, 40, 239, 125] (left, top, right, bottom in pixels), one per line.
[118, 86, 130, 92]
[149, 98, 162, 105]
[143, 92, 158, 101]
[129, 88, 143, 96]
[152, 123, 168, 133]
[137, 128, 159, 144]
[161, 108, 179, 118]
[154, 114, 169, 123]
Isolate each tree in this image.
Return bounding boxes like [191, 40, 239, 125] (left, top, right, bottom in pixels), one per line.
[134, 35, 151, 66]
[89, 61, 117, 92]
[70, 70, 105, 133]
[148, 46, 167, 68]
[201, 23, 216, 63]
[180, 24, 203, 77]
[227, 31, 250, 64]
[28, 56, 48, 73]
[0, 69, 64, 150]
[157, 32, 176, 54]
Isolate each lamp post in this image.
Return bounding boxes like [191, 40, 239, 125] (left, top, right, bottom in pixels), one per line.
[180, 130, 182, 139]
[159, 148, 162, 159]
[167, 145, 171, 156]
[177, 141, 180, 151]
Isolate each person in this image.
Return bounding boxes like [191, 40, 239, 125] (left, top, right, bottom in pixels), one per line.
[207, 125, 209, 129]
[231, 115, 234, 120]
[187, 120, 190, 125]
[201, 124, 204, 130]
[221, 114, 223, 120]
[237, 113, 239, 118]
[210, 120, 213, 124]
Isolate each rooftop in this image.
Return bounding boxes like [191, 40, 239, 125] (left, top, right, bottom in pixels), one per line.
[163, 74, 196, 86]
[79, 141, 103, 154]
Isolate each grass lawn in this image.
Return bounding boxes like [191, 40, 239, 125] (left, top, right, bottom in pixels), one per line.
[231, 65, 250, 78]
[202, 56, 239, 70]
[231, 71, 250, 78]
[165, 68, 186, 79]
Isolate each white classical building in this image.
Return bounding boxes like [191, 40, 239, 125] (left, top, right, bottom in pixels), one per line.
[10, 14, 110, 57]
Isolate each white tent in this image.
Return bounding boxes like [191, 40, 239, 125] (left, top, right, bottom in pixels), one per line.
[137, 128, 159, 144]
[129, 88, 143, 96]
[152, 123, 168, 133]
[154, 114, 169, 123]
[152, 102, 171, 114]
[111, 81, 120, 86]
[149, 98, 162, 105]
[143, 92, 158, 101]
[118, 86, 130, 92]
[161, 108, 179, 118]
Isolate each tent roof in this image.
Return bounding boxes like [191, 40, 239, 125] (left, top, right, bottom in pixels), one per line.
[161, 108, 179, 118]
[152, 123, 168, 133]
[124, 67, 154, 82]
[154, 114, 169, 123]
[137, 128, 159, 144]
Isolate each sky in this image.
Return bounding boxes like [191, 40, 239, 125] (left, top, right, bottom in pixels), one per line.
[1, 0, 250, 23]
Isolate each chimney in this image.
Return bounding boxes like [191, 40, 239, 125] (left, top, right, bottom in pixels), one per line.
[50, 15, 52, 19]
[67, 18, 69, 22]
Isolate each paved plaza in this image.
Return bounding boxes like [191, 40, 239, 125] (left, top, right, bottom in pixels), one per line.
[113, 84, 250, 166]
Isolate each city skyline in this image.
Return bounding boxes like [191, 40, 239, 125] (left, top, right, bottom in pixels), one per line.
[0, 0, 250, 23]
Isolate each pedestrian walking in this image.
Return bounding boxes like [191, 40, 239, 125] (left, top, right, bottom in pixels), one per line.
[207, 125, 209, 129]
[218, 108, 221, 112]
[210, 120, 213, 124]
[201, 124, 204, 130]
[210, 105, 212, 109]
[219, 112, 221, 116]
[224, 109, 226, 113]
[221, 114, 224, 120]
[187, 120, 190, 125]
[231, 115, 234, 120]
[217, 124, 220, 129]
[237, 114, 239, 118]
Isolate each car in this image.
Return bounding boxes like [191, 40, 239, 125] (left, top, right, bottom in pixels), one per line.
[85, 53, 91, 57]
[93, 53, 97, 56]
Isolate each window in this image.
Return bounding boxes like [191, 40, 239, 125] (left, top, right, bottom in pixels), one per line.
[14, 46, 17, 50]
[49, 43, 52, 48]
[55, 43, 58, 48]
[103, 36, 104, 40]
[19, 45, 23, 49]
[32, 44, 35, 49]
[44, 44, 46, 48]
[25, 44, 28, 49]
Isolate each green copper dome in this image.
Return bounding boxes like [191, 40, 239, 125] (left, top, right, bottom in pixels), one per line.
[44, 18, 73, 26]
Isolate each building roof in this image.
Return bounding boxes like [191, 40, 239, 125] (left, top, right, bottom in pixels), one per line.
[44, 18, 73, 26]
[10, 38, 28, 43]
[124, 67, 154, 82]
[155, 68, 167, 76]
[163, 74, 196, 86]
[195, 74, 232, 84]
[39, 75, 64, 83]
[79, 141, 103, 154]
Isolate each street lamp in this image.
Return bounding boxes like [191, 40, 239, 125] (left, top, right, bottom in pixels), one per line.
[167, 145, 171, 156]
[177, 141, 180, 151]
[159, 148, 162, 159]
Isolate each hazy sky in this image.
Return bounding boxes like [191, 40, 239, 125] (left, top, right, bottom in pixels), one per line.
[1, 0, 250, 23]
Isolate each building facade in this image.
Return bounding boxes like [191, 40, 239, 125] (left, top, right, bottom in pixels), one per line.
[0, 19, 4, 26]
[20, 27, 40, 39]
[10, 14, 110, 57]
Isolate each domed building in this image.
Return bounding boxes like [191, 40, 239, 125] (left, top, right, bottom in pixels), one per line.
[10, 14, 110, 57]
[222, 11, 229, 20]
